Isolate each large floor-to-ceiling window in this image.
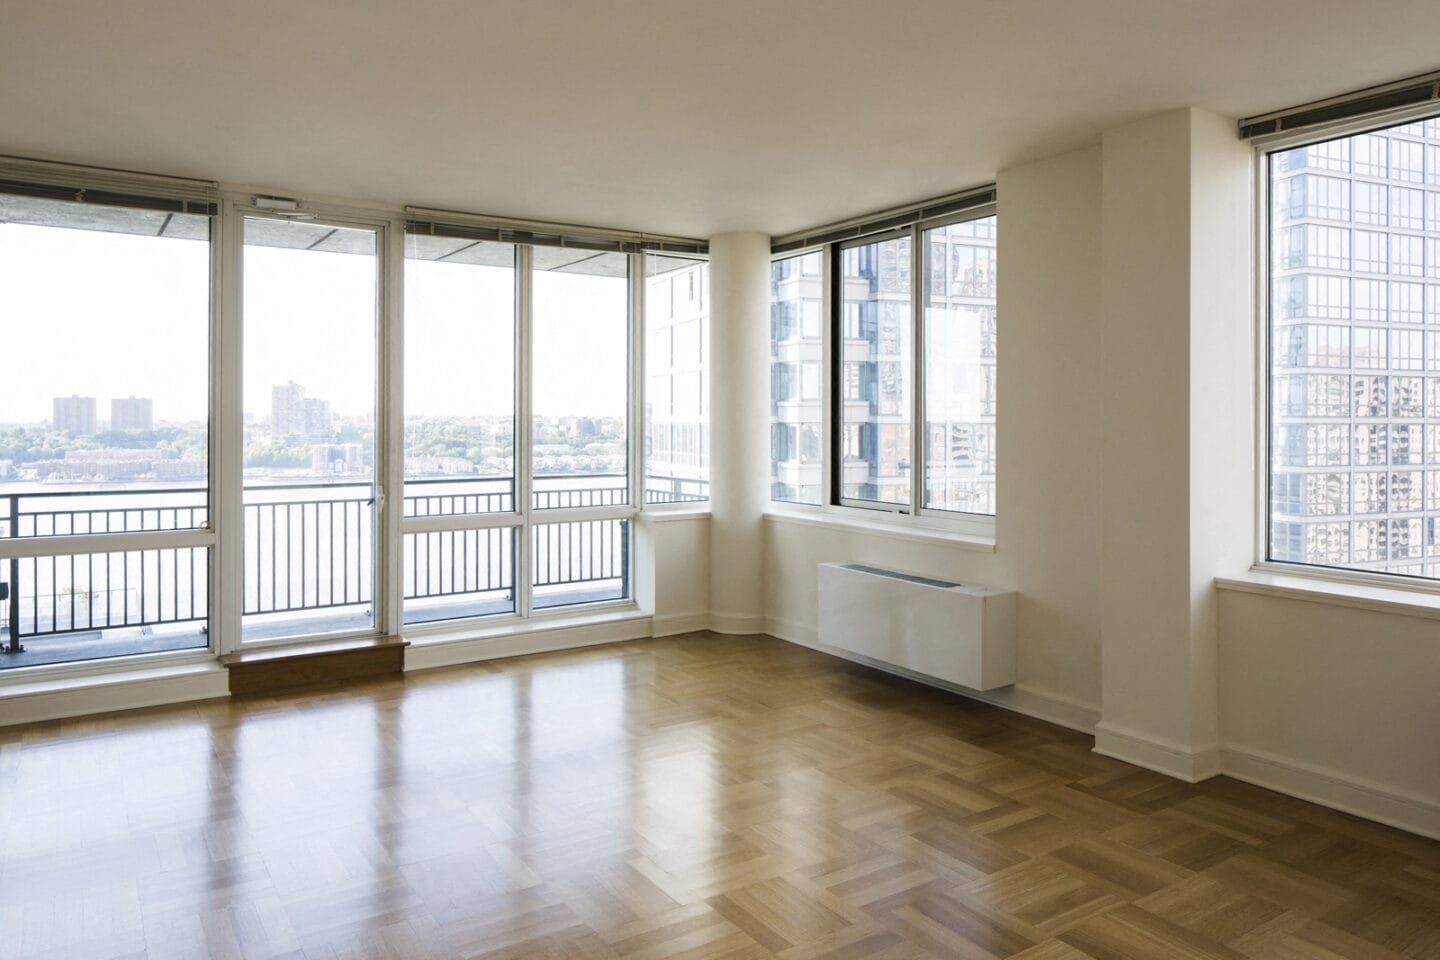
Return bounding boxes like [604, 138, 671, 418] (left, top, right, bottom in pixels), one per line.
[241, 217, 380, 642]
[402, 235, 517, 623]
[0, 156, 707, 676]
[0, 185, 214, 669]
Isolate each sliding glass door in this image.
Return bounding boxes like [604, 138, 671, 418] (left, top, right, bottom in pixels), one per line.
[240, 217, 379, 642]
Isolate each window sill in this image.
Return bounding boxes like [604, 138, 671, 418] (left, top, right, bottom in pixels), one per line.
[636, 506, 711, 522]
[764, 505, 996, 552]
[1215, 569, 1440, 622]
[403, 604, 646, 646]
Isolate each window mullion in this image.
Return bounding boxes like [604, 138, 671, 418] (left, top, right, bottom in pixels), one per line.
[516, 244, 534, 619]
[629, 253, 644, 514]
[911, 223, 924, 514]
[378, 218, 404, 638]
[215, 200, 244, 655]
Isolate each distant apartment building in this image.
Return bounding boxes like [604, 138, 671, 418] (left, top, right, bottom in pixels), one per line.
[271, 381, 332, 439]
[1268, 118, 1440, 577]
[768, 221, 997, 512]
[645, 258, 709, 501]
[110, 396, 154, 431]
[52, 395, 97, 435]
[311, 443, 366, 475]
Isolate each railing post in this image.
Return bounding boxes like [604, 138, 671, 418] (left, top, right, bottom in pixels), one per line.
[6, 496, 22, 654]
[621, 516, 630, 596]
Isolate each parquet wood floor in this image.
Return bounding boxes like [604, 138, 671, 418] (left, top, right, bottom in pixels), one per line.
[2, 632, 1437, 960]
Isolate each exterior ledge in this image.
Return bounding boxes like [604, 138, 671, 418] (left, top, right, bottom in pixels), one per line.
[764, 506, 996, 552]
[1216, 570, 1440, 622]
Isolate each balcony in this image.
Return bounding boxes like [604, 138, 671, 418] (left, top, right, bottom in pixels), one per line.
[0, 474, 697, 670]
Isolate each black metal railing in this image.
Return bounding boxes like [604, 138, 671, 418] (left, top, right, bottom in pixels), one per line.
[403, 527, 512, 601]
[644, 474, 709, 504]
[403, 477, 513, 517]
[532, 518, 627, 589]
[1, 546, 207, 640]
[1, 473, 692, 651]
[242, 485, 374, 616]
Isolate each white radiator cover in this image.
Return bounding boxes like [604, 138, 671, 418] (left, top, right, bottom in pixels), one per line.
[817, 562, 1016, 691]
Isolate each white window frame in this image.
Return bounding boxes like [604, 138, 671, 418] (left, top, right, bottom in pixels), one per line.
[402, 243, 642, 636]
[0, 172, 223, 682]
[1251, 100, 1440, 597]
[638, 250, 712, 513]
[767, 207, 998, 542]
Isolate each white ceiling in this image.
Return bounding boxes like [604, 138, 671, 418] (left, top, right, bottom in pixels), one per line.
[1, 0, 1437, 238]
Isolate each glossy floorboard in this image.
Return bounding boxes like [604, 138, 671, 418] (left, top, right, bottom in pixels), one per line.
[1, 633, 1437, 960]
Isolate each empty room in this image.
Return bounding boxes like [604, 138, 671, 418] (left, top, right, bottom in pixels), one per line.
[1, 2, 1438, 958]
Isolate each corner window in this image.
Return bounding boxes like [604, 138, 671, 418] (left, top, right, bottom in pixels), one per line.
[644, 254, 709, 504]
[769, 251, 824, 504]
[768, 203, 998, 523]
[1265, 113, 1440, 580]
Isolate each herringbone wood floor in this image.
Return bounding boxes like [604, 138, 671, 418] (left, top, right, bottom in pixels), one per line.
[1, 633, 1437, 960]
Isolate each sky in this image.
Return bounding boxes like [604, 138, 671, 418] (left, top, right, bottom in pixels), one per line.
[0, 218, 633, 427]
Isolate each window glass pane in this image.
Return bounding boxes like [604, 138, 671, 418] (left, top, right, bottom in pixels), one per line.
[839, 236, 912, 506]
[923, 216, 997, 514]
[532, 250, 628, 509]
[532, 519, 628, 608]
[0, 194, 210, 516]
[403, 238, 515, 516]
[402, 527, 515, 623]
[1268, 116, 1440, 580]
[0, 192, 211, 667]
[0, 546, 207, 669]
[770, 252, 824, 504]
[644, 254, 709, 503]
[242, 218, 377, 641]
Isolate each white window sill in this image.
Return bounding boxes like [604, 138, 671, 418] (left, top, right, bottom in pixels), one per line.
[1215, 569, 1440, 622]
[636, 506, 711, 523]
[764, 505, 996, 552]
[403, 604, 647, 646]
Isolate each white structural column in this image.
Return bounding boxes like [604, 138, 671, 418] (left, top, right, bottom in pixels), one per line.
[1096, 108, 1252, 780]
[707, 232, 771, 634]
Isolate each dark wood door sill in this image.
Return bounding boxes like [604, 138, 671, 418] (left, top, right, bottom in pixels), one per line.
[221, 635, 409, 695]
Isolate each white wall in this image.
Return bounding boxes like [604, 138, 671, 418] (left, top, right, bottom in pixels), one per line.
[643, 514, 711, 636]
[1094, 108, 1252, 780]
[764, 144, 1106, 729]
[1218, 591, 1440, 837]
[708, 232, 771, 635]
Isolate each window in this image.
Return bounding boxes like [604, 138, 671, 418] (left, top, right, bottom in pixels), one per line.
[768, 202, 997, 523]
[1267, 115, 1440, 581]
[0, 188, 213, 668]
[769, 251, 824, 504]
[402, 237, 517, 623]
[839, 234, 912, 507]
[242, 217, 379, 642]
[924, 217, 998, 514]
[644, 254, 709, 504]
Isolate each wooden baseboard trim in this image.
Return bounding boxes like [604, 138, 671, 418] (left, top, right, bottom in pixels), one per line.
[222, 635, 409, 695]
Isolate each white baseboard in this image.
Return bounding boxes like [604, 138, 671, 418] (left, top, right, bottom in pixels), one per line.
[650, 612, 711, 637]
[404, 614, 653, 672]
[709, 612, 767, 635]
[1093, 721, 1222, 782]
[1221, 744, 1440, 841]
[765, 615, 1100, 736]
[0, 663, 230, 727]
